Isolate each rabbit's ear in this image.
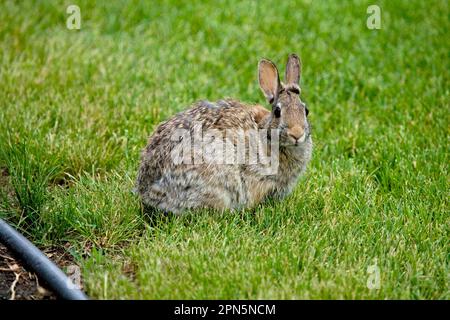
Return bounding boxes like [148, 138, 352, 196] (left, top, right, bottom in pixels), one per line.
[285, 54, 301, 86]
[259, 59, 281, 104]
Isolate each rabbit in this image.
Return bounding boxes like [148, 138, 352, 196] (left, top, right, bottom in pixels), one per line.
[136, 54, 312, 214]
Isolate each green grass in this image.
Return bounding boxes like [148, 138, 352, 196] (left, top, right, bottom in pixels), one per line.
[0, 0, 448, 299]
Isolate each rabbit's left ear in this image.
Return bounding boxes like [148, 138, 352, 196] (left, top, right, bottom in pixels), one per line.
[285, 54, 301, 87]
[259, 59, 281, 104]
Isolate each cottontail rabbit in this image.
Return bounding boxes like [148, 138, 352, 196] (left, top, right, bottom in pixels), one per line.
[136, 54, 312, 213]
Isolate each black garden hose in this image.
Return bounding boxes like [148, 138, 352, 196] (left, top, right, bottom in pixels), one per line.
[0, 218, 88, 300]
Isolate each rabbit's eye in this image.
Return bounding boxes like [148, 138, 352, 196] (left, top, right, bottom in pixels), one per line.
[274, 105, 281, 118]
[305, 106, 309, 117]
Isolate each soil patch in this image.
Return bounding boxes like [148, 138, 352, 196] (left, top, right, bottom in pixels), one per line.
[0, 242, 83, 300]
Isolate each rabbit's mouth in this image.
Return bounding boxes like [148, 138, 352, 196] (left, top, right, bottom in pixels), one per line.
[267, 128, 310, 147]
[281, 131, 311, 148]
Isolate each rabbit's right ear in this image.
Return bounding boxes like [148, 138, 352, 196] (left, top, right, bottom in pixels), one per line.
[285, 54, 301, 87]
[259, 59, 281, 104]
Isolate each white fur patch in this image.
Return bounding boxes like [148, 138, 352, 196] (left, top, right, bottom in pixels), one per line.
[298, 133, 306, 143]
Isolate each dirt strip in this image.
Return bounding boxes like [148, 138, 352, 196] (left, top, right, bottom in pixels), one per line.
[0, 242, 84, 300]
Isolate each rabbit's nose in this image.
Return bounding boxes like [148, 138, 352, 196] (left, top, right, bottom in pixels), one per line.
[288, 127, 304, 141]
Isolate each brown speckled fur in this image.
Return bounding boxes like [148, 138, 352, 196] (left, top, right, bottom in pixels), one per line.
[136, 54, 312, 213]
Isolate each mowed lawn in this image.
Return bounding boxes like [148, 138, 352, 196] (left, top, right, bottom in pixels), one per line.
[0, 0, 448, 299]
